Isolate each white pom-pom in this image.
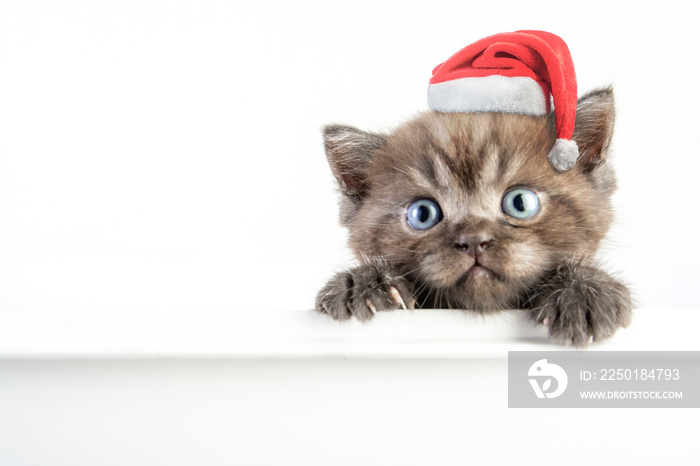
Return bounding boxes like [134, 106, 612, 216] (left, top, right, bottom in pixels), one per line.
[548, 139, 579, 172]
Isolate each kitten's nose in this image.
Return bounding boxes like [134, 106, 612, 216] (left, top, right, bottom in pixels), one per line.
[454, 233, 492, 257]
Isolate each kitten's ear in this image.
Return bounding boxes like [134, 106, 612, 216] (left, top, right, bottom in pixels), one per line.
[572, 88, 615, 172]
[323, 124, 386, 221]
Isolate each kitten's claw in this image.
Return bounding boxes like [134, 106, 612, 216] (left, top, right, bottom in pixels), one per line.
[527, 261, 632, 346]
[365, 298, 378, 315]
[315, 264, 417, 321]
[389, 286, 407, 310]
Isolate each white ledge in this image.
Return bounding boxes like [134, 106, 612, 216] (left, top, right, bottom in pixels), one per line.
[0, 309, 695, 359]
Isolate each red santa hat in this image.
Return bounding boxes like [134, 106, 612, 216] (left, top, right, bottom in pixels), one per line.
[428, 30, 578, 172]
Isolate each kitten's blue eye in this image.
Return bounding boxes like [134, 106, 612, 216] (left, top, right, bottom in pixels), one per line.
[406, 199, 443, 230]
[502, 188, 540, 220]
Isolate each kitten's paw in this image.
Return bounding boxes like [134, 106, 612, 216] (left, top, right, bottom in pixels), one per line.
[528, 262, 632, 346]
[315, 265, 415, 321]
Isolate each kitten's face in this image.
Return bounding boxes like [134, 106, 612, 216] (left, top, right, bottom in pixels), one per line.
[325, 91, 617, 310]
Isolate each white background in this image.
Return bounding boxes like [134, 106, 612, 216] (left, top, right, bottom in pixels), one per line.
[1, 0, 698, 315]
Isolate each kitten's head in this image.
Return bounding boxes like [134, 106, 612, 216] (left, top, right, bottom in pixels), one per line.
[324, 89, 617, 310]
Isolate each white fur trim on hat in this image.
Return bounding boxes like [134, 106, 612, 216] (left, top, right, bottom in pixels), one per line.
[428, 75, 548, 115]
[548, 138, 579, 172]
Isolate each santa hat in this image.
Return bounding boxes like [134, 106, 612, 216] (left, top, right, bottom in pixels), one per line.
[428, 30, 578, 172]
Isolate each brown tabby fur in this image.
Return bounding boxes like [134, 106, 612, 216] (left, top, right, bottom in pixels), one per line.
[316, 88, 632, 346]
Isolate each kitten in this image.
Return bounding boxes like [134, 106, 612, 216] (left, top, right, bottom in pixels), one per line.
[315, 88, 632, 346]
